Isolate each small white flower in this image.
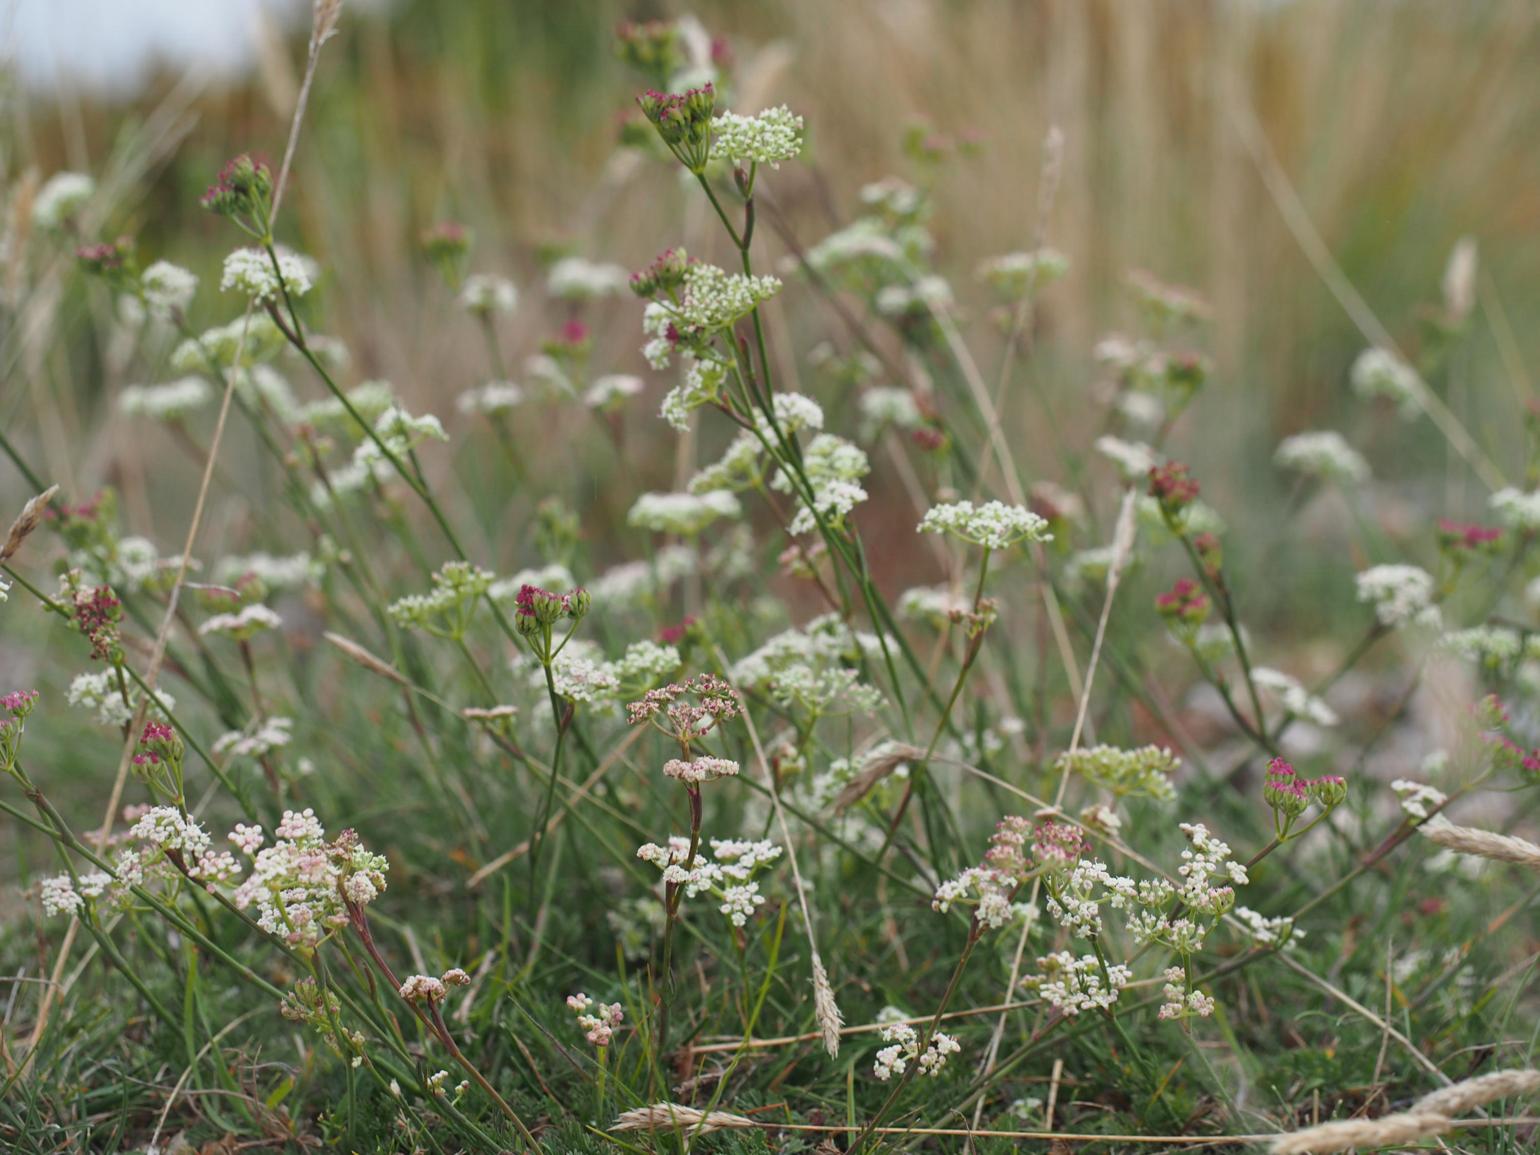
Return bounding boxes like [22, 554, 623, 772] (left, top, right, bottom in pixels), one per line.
[220, 246, 314, 303]
[918, 500, 1051, 551]
[40, 874, 84, 917]
[1355, 564, 1439, 629]
[34, 172, 95, 228]
[1350, 347, 1421, 418]
[199, 603, 282, 640]
[141, 261, 199, 319]
[627, 490, 741, 536]
[1490, 487, 1540, 532]
[547, 257, 629, 300]
[709, 105, 805, 168]
[1392, 779, 1447, 821]
[457, 381, 525, 415]
[584, 374, 645, 410]
[1095, 435, 1159, 480]
[1275, 430, 1370, 485]
[119, 378, 214, 422]
[459, 273, 518, 314]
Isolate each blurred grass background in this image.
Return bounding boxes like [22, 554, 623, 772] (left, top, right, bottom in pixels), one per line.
[6, 0, 1540, 638]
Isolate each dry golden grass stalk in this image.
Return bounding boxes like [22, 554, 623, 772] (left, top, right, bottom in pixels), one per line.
[323, 631, 409, 685]
[1, 485, 58, 565]
[1269, 1110, 1452, 1154]
[612, 1103, 756, 1135]
[811, 953, 843, 1057]
[1420, 817, 1540, 869]
[1272, 1067, 1540, 1152]
[1412, 1068, 1540, 1116]
[833, 742, 925, 812]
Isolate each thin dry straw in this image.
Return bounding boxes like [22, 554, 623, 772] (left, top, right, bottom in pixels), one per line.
[607, 1108, 1540, 1148]
[1269, 1067, 1540, 1153]
[1419, 816, 1540, 868]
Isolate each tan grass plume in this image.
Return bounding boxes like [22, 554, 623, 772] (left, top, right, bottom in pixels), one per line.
[1419, 816, 1540, 869]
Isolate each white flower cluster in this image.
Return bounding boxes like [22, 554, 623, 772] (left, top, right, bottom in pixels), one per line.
[709, 105, 805, 168]
[1054, 745, 1179, 802]
[627, 490, 741, 536]
[1441, 625, 1524, 669]
[1355, 564, 1439, 629]
[140, 260, 199, 319]
[759, 392, 826, 436]
[231, 808, 389, 949]
[732, 614, 884, 718]
[976, 248, 1069, 298]
[659, 357, 728, 429]
[35, 171, 95, 227]
[1489, 487, 1540, 532]
[387, 561, 493, 639]
[565, 992, 625, 1046]
[1030, 952, 1132, 1016]
[1095, 435, 1159, 480]
[457, 381, 525, 415]
[689, 433, 764, 495]
[213, 551, 322, 591]
[220, 246, 315, 303]
[872, 1022, 960, 1081]
[213, 716, 294, 761]
[642, 264, 781, 369]
[170, 315, 287, 374]
[1274, 430, 1370, 485]
[1231, 905, 1299, 948]
[584, 373, 645, 410]
[66, 672, 175, 728]
[859, 387, 924, 438]
[119, 378, 215, 422]
[875, 275, 952, 318]
[918, 500, 1051, 551]
[1350, 347, 1421, 418]
[635, 835, 782, 927]
[1157, 967, 1216, 1022]
[772, 432, 870, 535]
[662, 756, 740, 784]
[801, 219, 909, 286]
[314, 404, 448, 506]
[933, 866, 1026, 931]
[459, 273, 518, 314]
[295, 381, 396, 434]
[199, 603, 282, 640]
[588, 546, 695, 607]
[1251, 667, 1339, 727]
[40, 805, 242, 919]
[546, 257, 629, 300]
[545, 640, 681, 705]
[1392, 779, 1447, 821]
[897, 584, 972, 628]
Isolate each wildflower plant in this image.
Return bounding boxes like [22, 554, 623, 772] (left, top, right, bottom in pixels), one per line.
[3, 12, 1539, 1155]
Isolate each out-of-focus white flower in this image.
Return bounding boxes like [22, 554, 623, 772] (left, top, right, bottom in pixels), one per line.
[1275, 431, 1370, 485]
[459, 273, 518, 314]
[119, 379, 214, 422]
[34, 172, 94, 228]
